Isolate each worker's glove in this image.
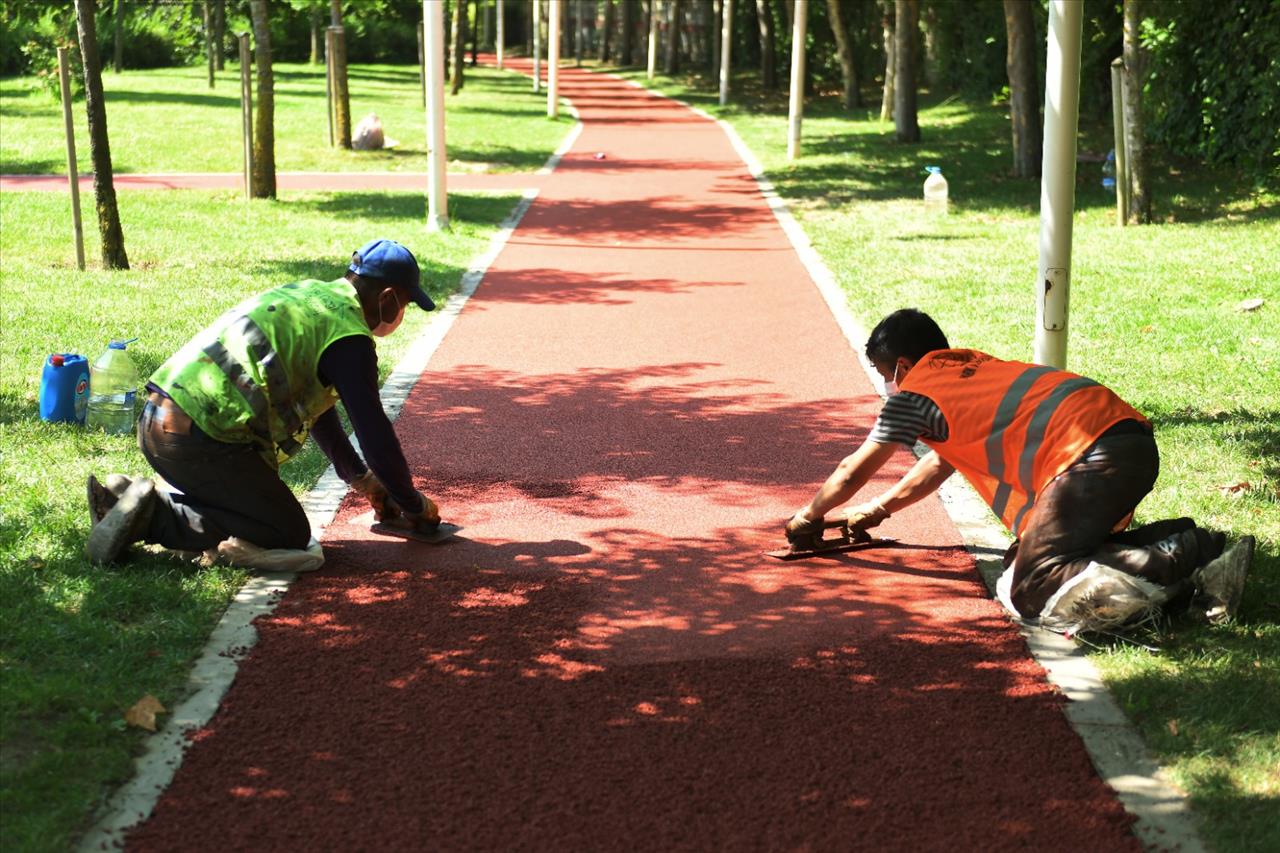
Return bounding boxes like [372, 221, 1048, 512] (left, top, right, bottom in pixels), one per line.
[350, 471, 395, 521]
[785, 512, 823, 544]
[391, 490, 442, 533]
[844, 500, 890, 532]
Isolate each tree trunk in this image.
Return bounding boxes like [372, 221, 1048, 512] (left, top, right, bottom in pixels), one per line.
[756, 0, 775, 89]
[451, 0, 467, 93]
[471, 0, 480, 65]
[112, 0, 125, 72]
[248, 0, 275, 198]
[664, 0, 680, 74]
[213, 0, 225, 70]
[599, 0, 611, 60]
[879, 0, 894, 121]
[620, 0, 634, 63]
[74, 0, 128, 269]
[711, 0, 721, 74]
[1003, 0, 1039, 177]
[310, 8, 321, 64]
[329, 1, 351, 146]
[573, 0, 583, 65]
[73, 0, 128, 268]
[1123, 0, 1150, 223]
[827, 0, 859, 109]
[203, 1, 216, 88]
[893, 0, 918, 141]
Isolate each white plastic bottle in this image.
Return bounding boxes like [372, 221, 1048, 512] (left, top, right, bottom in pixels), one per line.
[86, 339, 140, 434]
[923, 166, 949, 213]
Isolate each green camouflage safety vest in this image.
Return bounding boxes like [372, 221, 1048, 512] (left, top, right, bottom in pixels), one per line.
[151, 278, 372, 468]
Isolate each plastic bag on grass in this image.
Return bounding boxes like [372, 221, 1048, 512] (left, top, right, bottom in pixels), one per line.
[209, 537, 325, 573]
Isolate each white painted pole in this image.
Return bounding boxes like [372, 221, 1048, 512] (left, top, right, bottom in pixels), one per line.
[718, 0, 733, 106]
[496, 0, 505, 69]
[239, 34, 252, 200]
[424, 0, 449, 231]
[548, 0, 561, 118]
[647, 0, 658, 79]
[57, 47, 85, 271]
[1034, 0, 1083, 368]
[533, 0, 542, 93]
[786, 0, 807, 161]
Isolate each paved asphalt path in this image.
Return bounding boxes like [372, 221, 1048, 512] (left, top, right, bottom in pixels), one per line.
[125, 63, 1140, 851]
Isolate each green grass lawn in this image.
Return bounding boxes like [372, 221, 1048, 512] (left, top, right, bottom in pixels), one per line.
[0, 187, 521, 851]
[0, 61, 572, 174]
[616, 66, 1279, 853]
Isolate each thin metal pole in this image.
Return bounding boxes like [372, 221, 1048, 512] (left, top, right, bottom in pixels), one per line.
[786, 0, 807, 161]
[647, 0, 658, 79]
[718, 0, 732, 106]
[1034, 0, 1083, 368]
[1109, 57, 1128, 227]
[57, 48, 85, 271]
[533, 0, 542, 93]
[424, 0, 449, 231]
[548, 0, 561, 117]
[497, 0, 505, 68]
[325, 28, 335, 145]
[239, 33, 253, 200]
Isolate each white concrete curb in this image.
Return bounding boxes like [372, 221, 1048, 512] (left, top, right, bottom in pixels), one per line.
[614, 72, 1205, 853]
[77, 190, 540, 852]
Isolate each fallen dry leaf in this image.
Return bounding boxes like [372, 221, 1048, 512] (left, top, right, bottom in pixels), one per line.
[1167, 719, 1179, 736]
[1139, 324, 1156, 334]
[1217, 481, 1251, 498]
[124, 694, 166, 732]
[1236, 298, 1264, 312]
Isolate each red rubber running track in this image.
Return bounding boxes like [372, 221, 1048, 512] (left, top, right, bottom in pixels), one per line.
[126, 64, 1139, 851]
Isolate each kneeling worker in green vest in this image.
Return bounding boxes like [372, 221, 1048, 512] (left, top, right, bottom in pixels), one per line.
[85, 238, 440, 571]
[787, 308, 1255, 636]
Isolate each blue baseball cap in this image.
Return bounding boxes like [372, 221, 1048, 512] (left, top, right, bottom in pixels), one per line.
[348, 238, 435, 311]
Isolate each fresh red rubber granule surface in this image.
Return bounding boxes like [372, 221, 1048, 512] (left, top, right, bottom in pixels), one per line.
[126, 64, 1140, 852]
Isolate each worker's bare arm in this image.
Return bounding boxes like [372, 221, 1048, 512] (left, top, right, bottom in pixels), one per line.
[796, 439, 899, 523]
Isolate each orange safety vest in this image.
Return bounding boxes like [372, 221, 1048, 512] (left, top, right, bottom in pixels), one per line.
[899, 349, 1149, 536]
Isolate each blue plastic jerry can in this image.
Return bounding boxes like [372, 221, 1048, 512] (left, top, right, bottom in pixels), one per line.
[39, 353, 91, 424]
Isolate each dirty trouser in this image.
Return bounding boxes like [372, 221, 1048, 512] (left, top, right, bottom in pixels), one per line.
[1006, 423, 1207, 618]
[137, 396, 311, 552]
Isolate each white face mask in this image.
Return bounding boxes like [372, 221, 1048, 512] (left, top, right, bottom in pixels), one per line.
[884, 361, 904, 396]
[371, 290, 404, 338]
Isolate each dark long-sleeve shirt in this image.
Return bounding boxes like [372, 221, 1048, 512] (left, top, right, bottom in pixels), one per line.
[313, 334, 424, 514]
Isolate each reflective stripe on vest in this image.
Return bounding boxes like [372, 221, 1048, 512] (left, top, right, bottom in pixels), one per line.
[202, 315, 305, 458]
[150, 279, 371, 465]
[901, 349, 1148, 536]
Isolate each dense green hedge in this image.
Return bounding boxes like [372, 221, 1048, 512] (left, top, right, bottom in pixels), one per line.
[1144, 0, 1280, 175]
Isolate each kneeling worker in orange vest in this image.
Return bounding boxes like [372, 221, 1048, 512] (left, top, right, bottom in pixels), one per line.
[787, 308, 1254, 635]
[84, 238, 441, 572]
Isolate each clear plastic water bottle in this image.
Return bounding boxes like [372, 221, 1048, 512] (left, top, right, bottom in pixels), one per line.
[1101, 149, 1116, 190]
[923, 166, 949, 213]
[86, 338, 140, 434]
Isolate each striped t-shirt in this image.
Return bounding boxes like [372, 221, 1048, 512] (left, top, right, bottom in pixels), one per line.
[868, 391, 950, 447]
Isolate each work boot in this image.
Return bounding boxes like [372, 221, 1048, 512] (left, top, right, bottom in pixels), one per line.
[86, 479, 156, 564]
[86, 474, 134, 526]
[1190, 535, 1255, 625]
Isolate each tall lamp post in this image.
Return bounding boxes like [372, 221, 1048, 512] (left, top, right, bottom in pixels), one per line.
[1034, 0, 1083, 367]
